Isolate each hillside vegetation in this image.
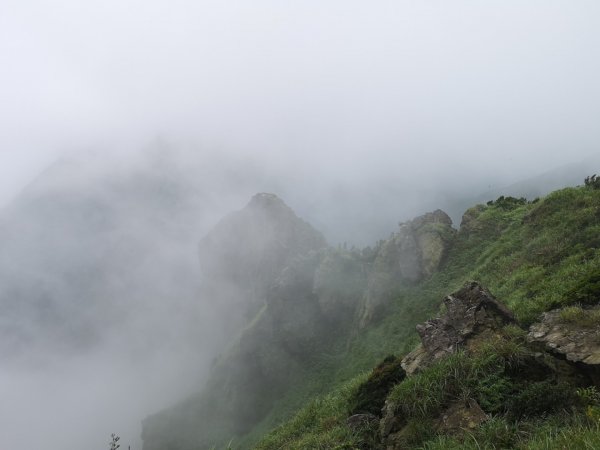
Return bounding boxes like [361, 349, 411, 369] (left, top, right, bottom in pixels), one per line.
[143, 182, 600, 450]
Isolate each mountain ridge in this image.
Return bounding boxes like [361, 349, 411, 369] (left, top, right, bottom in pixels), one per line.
[143, 180, 600, 450]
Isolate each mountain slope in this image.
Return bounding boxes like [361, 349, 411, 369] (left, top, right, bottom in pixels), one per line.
[142, 180, 600, 450]
[255, 183, 600, 449]
[142, 200, 455, 449]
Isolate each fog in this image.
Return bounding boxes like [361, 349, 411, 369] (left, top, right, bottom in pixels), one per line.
[1, 1, 600, 449]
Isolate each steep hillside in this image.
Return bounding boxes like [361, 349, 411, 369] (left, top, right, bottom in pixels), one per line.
[255, 182, 600, 449]
[142, 180, 600, 450]
[142, 199, 455, 449]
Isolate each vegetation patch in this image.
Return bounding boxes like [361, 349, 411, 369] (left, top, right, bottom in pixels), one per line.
[486, 195, 528, 209]
[563, 268, 600, 307]
[507, 380, 575, 420]
[255, 374, 378, 450]
[585, 174, 600, 190]
[348, 355, 405, 416]
[388, 338, 530, 422]
[559, 305, 600, 327]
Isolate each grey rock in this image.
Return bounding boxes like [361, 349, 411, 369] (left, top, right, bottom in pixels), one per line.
[359, 210, 455, 327]
[402, 281, 516, 375]
[527, 307, 600, 365]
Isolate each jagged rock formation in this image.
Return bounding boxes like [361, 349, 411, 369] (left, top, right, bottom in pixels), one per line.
[359, 209, 455, 327]
[401, 281, 515, 375]
[528, 306, 600, 365]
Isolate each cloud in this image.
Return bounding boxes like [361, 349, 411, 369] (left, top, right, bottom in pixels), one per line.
[1, 2, 600, 449]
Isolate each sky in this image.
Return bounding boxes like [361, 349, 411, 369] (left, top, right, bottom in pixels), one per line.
[1, 1, 600, 207]
[1, 2, 600, 449]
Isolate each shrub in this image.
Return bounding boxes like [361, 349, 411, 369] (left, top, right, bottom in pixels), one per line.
[564, 268, 600, 306]
[348, 355, 405, 416]
[507, 380, 574, 419]
[486, 196, 527, 209]
[585, 174, 600, 190]
[109, 434, 120, 450]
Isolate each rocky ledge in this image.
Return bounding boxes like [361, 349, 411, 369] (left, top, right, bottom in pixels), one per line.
[527, 306, 600, 365]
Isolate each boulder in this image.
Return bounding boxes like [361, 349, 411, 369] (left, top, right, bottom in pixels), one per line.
[402, 281, 516, 374]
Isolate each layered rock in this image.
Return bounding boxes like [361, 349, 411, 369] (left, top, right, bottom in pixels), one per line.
[527, 306, 600, 365]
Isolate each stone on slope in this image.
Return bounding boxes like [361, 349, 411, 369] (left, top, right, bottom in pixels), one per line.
[402, 281, 516, 374]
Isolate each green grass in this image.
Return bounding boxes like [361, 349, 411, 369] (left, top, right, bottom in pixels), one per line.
[254, 374, 375, 450]
[559, 305, 600, 327]
[252, 186, 600, 449]
[421, 415, 600, 450]
[387, 337, 531, 422]
[445, 187, 600, 325]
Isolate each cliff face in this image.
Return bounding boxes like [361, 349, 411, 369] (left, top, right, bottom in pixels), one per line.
[142, 198, 456, 450]
[358, 209, 455, 327]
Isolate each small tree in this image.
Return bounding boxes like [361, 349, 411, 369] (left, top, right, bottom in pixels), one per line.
[109, 434, 120, 450]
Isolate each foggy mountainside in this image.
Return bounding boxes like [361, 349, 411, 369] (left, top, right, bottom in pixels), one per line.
[3, 1, 600, 450]
[141, 179, 600, 450]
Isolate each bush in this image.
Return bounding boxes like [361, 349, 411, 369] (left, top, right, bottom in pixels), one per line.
[564, 268, 600, 306]
[507, 380, 574, 419]
[585, 174, 600, 190]
[486, 196, 527, 209]
[348, 355, 405, 416]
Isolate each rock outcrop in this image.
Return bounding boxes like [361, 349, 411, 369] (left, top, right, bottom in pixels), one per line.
[380, 283, 515, 448]
[527, 306, 600, 365]
[380, 283, 599, 449]
[402, 281, 516, 375]
[359, 210, 455, 327]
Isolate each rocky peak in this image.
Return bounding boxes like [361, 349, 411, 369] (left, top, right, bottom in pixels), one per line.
[403, 209, 453, 230]
[247, 192, 288, 210]
[198, 193, 327, 310]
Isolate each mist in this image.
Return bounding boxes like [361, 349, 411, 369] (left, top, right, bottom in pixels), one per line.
[1, 1, 600, 449]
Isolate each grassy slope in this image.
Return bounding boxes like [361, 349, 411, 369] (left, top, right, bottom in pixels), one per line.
[254, 185, 600, 449]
